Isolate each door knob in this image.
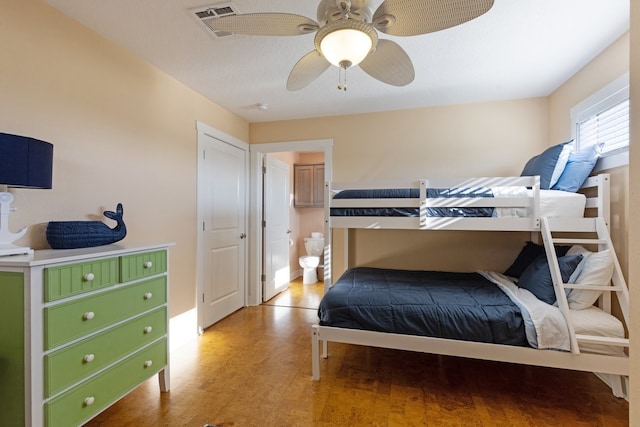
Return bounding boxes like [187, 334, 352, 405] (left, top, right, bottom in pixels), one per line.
[240, 233, 247, 239]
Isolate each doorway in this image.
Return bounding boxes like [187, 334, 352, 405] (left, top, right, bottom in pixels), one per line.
[248, 139, 333, 306]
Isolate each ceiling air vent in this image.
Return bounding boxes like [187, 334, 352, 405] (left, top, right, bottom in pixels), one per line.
[189, 2, 241, 39]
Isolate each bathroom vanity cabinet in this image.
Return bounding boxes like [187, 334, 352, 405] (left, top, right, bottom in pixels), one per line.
[294, 163, 324, 207]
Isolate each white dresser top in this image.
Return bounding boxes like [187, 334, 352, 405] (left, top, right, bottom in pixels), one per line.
[0, 243, 174, 267]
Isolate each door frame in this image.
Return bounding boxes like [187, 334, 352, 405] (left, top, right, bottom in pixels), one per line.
[248, 139, 333, 306]
[196, 121, 250, 332]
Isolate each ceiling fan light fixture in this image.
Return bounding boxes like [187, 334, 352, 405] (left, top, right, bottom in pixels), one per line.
[315, 19, 377, 68]
[320, 28, 371, 68]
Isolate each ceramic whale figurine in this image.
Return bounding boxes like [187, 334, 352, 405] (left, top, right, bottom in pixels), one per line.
[46, 203, 127, 249]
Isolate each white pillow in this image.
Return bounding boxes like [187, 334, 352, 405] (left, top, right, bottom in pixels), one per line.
[565, 245, 614, 310]
[550, 141, 574, 188]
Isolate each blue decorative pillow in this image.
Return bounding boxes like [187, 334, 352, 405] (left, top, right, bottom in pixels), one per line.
[503, 241, 571, 278]
[517, 254, 583, 304]
[520, 142, 572, 190]
[552, 143, 603, 192]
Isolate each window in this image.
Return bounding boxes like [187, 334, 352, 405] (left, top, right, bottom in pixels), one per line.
[571, 73, 629, 167]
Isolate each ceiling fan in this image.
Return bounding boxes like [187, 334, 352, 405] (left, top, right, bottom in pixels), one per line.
[210, 0, 495, 91]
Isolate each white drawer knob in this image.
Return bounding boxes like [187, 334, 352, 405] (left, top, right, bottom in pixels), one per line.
[83, 311, 95, 320]
[144, 292, 153, 300]
[83, 396, 95, 406]
[144, 360, 153, 368]
[83, 354, 95, 363]
[144, 326, 153, 334]
[83, 273, 95, 281]
[143, 261, 153, 269]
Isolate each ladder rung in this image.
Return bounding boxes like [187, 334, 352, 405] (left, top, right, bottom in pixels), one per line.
[551, 238, 607, 245]
[563, 284, 621, 291]
[576, 334, 629, 347]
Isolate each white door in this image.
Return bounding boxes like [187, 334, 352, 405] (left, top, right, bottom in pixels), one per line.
[262, 155, 291, 301]
[198, 131, 247, 328]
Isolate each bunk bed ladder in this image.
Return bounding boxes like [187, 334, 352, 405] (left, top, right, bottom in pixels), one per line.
[540, 216, 630, 355]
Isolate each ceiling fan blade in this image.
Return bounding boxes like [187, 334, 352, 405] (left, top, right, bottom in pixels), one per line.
[209, 13, 319, 36]
[373, 0, 494, 36]
[287, 50, 331, 91]
[359, 39, 414, 86]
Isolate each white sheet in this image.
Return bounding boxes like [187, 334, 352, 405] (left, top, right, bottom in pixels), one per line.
[491, 188, 586, 218]
[571, 306, 626, 355]
[538, 189, 586, 217]
[479, 271, 626, 355]
[479, 271, 571, 351]
[491, 186, 528, 218]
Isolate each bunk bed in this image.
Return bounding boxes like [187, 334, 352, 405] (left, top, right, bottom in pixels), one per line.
[312, 161, 630, 398]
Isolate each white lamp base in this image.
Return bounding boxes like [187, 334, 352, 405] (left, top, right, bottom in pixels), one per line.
[0, 191, 33, 257]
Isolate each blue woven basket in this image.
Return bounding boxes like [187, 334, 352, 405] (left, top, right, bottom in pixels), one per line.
[46, 203, 126, 249]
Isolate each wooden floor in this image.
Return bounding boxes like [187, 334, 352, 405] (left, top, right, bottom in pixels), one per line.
[262, 277, 324, 309]
[85, 278, 629, 426]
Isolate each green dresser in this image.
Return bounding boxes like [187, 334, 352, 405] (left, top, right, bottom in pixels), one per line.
[0, 244, 172, 427]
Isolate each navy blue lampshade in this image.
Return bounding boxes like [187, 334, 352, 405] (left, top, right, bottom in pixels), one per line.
[0, 132, 53, 189]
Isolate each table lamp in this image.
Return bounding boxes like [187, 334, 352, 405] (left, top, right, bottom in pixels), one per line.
[0, 132, 54, 256]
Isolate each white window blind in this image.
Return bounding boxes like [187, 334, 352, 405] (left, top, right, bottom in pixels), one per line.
[571, 73, 629, 156]
[577, 98, 629, 154]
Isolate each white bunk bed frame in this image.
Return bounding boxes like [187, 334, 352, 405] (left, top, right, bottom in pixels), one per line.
[312, 173, 630, 398]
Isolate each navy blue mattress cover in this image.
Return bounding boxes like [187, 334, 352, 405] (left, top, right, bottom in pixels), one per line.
[330, 188, 494, 217]
[317, 267, 527, 346]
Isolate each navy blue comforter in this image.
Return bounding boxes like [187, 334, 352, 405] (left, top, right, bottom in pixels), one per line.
[330, 188, 494, 217]
[318, 267, 527, 346]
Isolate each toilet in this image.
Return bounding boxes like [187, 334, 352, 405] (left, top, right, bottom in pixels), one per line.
[299, 232, 324, 285]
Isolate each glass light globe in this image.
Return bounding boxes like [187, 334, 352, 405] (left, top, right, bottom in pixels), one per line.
[320, 28, 373, 68]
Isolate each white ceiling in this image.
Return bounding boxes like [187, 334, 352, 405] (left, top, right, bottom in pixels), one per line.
[44, 0, 629, 123]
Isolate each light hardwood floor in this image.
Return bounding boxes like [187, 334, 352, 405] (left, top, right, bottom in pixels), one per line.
[85, 278, 629, 426]
[262, 277, 324, 309]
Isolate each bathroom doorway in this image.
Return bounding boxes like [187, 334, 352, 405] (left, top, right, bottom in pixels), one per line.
[261, 150, 325, 302]
[248, 139, 332, 306]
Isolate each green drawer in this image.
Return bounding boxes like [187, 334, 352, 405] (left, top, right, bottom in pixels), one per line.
[120, 250, 167, 282]
[44, 258, 119, 302]
[44, 276, 167, 350]
[45, 339, 167, 427]
[45, 307, 167, 397]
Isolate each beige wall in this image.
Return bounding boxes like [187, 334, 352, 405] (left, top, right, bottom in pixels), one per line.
[251, 98, 548, 273]
[252, 99, 548, 181]
[548, 32, 630, 288]
[548, 33, 630, 144]
[0, 0, 249, 316]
